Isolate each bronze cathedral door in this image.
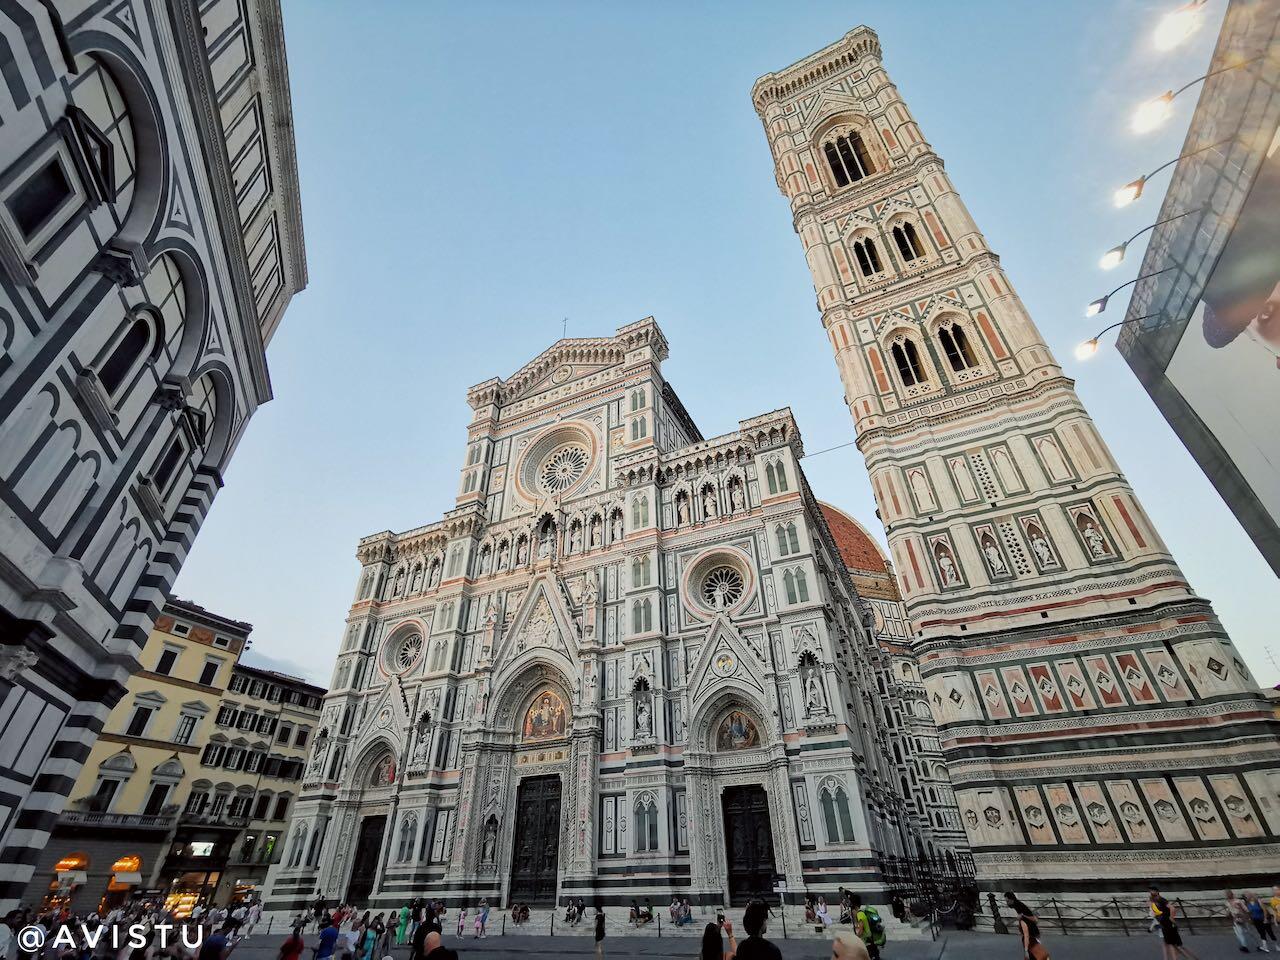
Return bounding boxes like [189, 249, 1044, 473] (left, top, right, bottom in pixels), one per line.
[721, 784, 777, 904]
[509, 775, 561, 904]
[345, 814, 386, 906]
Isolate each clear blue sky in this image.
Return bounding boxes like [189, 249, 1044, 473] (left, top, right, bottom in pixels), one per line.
[173, 0, 1279, 686]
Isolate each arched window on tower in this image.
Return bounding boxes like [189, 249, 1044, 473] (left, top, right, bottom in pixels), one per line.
[776, 522, 800, 556]
[851, 238, 883, 277]
[631, 495, 649, 528]
[890, 340, 927, 387]
[634, 794, 659, 852]
[819, 780, 856, 844]
[822, 132, 875, 187]
[287, 822, 308, 868]
[96, 311, 156, 398]
[632, 555, 651, 587]
[396, 813, 417, 862]
[938, 324, 980, 372]
[892, 222, 925, 262]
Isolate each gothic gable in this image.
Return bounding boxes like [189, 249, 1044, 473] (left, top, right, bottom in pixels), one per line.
[687, 615, 766, 709]
[491, 573, 580, 673]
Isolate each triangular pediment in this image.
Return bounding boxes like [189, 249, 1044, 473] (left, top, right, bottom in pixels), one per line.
[921, 292, 968, 324]
[351, 679, 410, 757]
[493, 574, 578, 669]
[689, 615, 766, 707]
[801, 89, 865, 130]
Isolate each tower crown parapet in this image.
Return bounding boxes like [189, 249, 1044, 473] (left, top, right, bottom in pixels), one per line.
[751, 26, 881, 113]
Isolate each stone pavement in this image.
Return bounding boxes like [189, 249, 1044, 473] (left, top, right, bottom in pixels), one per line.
[230, 928, 1255, 959]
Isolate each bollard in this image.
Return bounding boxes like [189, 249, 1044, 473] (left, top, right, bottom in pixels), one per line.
[656, 914, 661, 938]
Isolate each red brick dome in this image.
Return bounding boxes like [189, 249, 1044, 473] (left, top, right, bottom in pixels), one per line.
[819, 502, 889, 575]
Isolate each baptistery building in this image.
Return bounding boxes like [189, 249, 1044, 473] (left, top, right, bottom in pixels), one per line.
[265, 319, 962, 912]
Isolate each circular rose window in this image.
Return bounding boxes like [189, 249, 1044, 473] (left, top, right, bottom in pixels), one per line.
[539, 444, 590, 494]
[385, 632, 423, 674]
[701, 566, 744, 610]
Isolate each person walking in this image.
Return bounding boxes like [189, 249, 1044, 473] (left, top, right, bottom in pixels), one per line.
[734, 901, 781, 960]
[850, 894, 886, 960]
[1150, 886, 1200, 960]
[701, 919, 737, 960]
[593, 906, 605, 960]
[1247, 895, 1275, 952]
[396, 905, 410, 946]
[1004, 894, 1048, 960]
[1230, 891, 1260, 953]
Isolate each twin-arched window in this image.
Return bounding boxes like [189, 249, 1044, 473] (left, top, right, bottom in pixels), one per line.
[776, 522, 800, 556]
[631, 495, 649, 528]
[819, 780, 856, 844]
[852, 237, 883, 277]
[783, 568, 810, 604]
[823, 132, 874, 187]
[938, 323, 979, 371]
[632, 598, 653, 634]
[397, 813, 418, 862]
[632, 555, 652, 587]
[890, 340, 927, 387]
[634, 794, 659, 852]
[892, 222, 925, 262]
[764, 460, 789, 495]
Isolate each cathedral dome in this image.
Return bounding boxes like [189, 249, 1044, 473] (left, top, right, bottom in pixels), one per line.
[818, 502, 889, 575]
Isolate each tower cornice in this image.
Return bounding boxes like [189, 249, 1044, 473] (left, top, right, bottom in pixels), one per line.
[751, 26, 882, 114]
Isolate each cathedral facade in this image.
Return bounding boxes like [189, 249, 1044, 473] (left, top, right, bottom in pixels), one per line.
[264, 319, 962, 913]
[753, 28, 1280, 892]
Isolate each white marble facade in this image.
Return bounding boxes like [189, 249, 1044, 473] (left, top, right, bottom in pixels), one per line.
[265, 319, 929, 912]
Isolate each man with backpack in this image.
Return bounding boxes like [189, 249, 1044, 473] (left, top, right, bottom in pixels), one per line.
[851, 894, 887, 960]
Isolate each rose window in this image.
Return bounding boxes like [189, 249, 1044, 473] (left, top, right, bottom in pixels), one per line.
[395, 634, 422, 671]
[539, 444, 590, 494]
[701, 566, 744, 610]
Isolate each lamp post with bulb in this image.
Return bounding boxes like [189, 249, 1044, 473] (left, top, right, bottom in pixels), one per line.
[1085, 269, 1175, 318]
[1075, 315, 1162, 361]
[1130, 56, 1267, 134]
[1112, 137, 1235, 207]
[1099, 206, 1206, 270]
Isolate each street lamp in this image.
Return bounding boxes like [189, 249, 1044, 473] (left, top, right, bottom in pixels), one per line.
[1131, 57, 1265, 134]
[1132, 92, 1174, 133]
[1075, 316, 1162, 360]
[1111, 137, 1235, 207]
[1153, 0, 1207, 51]
[1099, 206, 1206, 270]
[1084, 270, 1174, 318]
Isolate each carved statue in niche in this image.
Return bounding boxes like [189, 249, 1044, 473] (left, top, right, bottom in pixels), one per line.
[429, 560, 441, 588]
[307, 733, 329, 776]
[498, 541, 510, 570]
[677, 495, 690, 525]
[410, 567, 423, 593]
[570, 523, 582, 552]
[635, 692, 653, 736]
[703, 488, 717, 518]
[411, 715, 431, 764]
[590, 516, 602, 547]
[516, 538, 529, 565]
[611, 512, 623, 541]
[394, 568, 406, 596]
[538, 525, 554, 560]
[480, 547, 492, 575]
[481, 816, 498, 865]
[801, 659, 827, 715]
[731, 481, 745, 513]
[980, 534, 1006, 575]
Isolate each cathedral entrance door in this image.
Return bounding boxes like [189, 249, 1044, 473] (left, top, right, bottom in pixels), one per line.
[721, 784, 776, 904]
[508, 775, 561, 904]
[345, 814, 386, 906]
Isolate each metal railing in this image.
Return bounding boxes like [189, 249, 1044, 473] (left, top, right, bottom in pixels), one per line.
[973, 894, 1236, 937]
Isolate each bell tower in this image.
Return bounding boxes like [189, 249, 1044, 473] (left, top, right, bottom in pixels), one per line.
[754, 28, 1280, 890]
